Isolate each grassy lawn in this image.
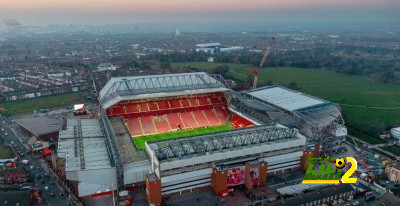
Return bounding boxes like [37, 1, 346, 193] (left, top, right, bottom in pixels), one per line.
[0, 137, 14, 159]
[347, 128, 386, 144]
[0, 145, 14, 159]
[171, 62, 400, 135]
[133, 124, 232, 149]
[0, 91, 88, 116]
[381, 145, 400, 156]
[171, 62, 245, 70]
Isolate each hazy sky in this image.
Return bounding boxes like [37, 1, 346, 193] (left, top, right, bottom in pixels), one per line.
[1, 0, 399, 30]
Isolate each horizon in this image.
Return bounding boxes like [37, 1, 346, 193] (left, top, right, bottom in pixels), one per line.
[1, 0, 399, 31]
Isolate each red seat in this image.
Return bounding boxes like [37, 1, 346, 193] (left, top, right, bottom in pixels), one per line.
[148, 101, 158, 111]
[193, 110, 209, 127]
[214, 106, 229, 123]
[167, 113, 184, 130]
[153, 115, 171, 133]
[110, 106, 125, 116]
[210, 97, 221, 104]
[180, 112, 197, 129]
[204, 109, 221, 126]
[169, 100, 182, 109]
[107, 92, 232, 137]
[140, 114, 156, 135]
[230, 114, 254, 128]
[180, 99, 191, 108]
[197, 97, 210, 106]
[157, 101, 170, 110]
[126, 116, 143, 136]
[138, 103, 149, 112]
[126, 104, 139, 113]
[189, 98, 198, 106]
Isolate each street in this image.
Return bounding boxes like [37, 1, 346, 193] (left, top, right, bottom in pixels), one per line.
[0, 115, 73, 206]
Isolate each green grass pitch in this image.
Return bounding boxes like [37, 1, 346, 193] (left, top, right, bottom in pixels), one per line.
[133, 124, 232, 149]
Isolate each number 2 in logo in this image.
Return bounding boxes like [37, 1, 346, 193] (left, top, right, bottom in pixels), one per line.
[341, 157, 357, 183]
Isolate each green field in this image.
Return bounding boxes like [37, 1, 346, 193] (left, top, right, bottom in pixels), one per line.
[133, 125, 232, 149]
[171, 62, 400, 138]
[172, 62, 245, 70]
[0, 91, 88, 116]
[347, 128, 386, 144]
[381, 145, 400, 156]
[0, 137, 14, 159]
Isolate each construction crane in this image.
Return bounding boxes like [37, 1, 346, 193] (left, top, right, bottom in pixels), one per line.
[251, 37, 275, 89]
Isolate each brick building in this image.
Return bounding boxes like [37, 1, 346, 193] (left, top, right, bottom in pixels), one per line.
[385, 165, 400, 183]
[0, 168, 29, 184]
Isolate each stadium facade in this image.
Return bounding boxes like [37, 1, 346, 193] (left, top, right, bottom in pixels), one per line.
[57, 72, 346, 205]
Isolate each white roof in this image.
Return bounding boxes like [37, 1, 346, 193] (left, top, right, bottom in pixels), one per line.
[391, 127, 400, 139]
[195, 43, 221, 48]
[248, 86, 325, 111]
[58, 119, 112, 171]
[74, 104, 85, 110]
[99, 72, 230, 109]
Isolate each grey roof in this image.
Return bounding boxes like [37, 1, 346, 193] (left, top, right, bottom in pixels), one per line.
[99, 72, 230, 109]
[268, 184, 353, 206]
[15, 116, 61, 136]
[147, 124, 304, 163]
[0, 190, 32, 206]
[57, 119, 112, 171]
[381, 192, 400, 206]
[248, 86, 326, 112]
[109, 118, 148, 164]
[84, 194, 115, 206]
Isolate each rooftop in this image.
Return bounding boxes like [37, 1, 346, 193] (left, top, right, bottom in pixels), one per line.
[99, 72, 230, 109]
[247, 86, 326, 112]
[0, 190, 32, 206]
[381, 192, 400, 206]
[57, 119, 112, 171]
[15, 116, 61, 137]
[146, 124, 306, 171]
[269, 184, 353, 206]
[109, 118, 148, 164]
[195, 43, 221, 48]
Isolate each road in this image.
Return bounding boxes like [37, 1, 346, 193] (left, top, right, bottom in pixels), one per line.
[347, 135, 398, 160]
[0, 115, 73, 206]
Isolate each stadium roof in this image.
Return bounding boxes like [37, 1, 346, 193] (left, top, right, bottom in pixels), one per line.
[247, 86, 326, 111]
[57, 119, 112, 171]
[99, 72, 230, 109]
[146, 124, 306, 170]
[15, 116, 61, 137]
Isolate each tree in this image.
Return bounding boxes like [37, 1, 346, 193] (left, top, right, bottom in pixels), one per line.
[211, 65, 230, 78]
[161, 62, 171, 70]
[287, 82, 298, 90]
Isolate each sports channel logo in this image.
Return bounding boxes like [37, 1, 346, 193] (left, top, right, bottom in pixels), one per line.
[302, 157, 357, 184]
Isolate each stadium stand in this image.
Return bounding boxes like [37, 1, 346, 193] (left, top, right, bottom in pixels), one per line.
[106, 92, 234, 137]
[152, 115, 171, 134]
[230, 114, 255, 129]
[166, 113, 184, 130]
[204, 109, 221, 126]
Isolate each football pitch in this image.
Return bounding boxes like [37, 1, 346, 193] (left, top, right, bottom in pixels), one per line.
[133, 124, 232, 149]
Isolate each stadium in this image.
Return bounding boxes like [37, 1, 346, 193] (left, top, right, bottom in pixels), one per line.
[57, 72, 347, 205]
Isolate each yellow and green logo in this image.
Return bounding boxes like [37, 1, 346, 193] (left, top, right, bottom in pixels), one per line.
[302, 157, 357, 184]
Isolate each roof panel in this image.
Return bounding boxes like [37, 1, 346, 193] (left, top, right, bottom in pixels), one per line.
[99, 72, 230, 109]
[248, 86, 326, 111]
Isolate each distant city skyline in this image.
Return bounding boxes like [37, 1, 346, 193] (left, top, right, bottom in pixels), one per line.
[0, 0, 399, 31]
